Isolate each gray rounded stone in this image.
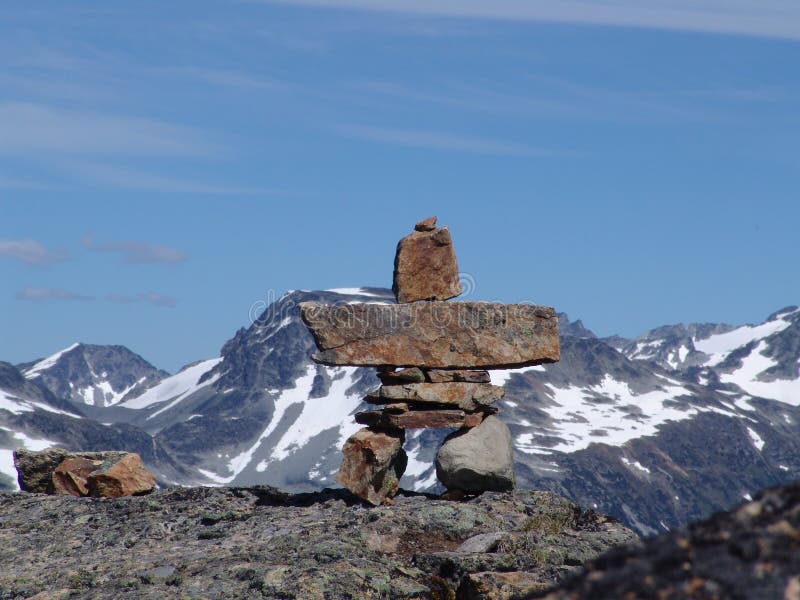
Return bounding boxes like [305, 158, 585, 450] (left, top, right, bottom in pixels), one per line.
[435, 416, 515, 493]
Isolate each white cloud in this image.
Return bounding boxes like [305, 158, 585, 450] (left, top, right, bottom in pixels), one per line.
[158, 66, 288, 91]
[259, 0, 800, 41]
[337, 124, 560, 156]
[82, 236, 188, 265]
[0, 175, 61, 191]
[67, 162, 275, 195]
[15, 287, 94, 302]
[0, 102, 217, 158]
[0, 240, 66, 266]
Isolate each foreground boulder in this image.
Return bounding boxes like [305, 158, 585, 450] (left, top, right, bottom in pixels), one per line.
[0, 486, 636, 598]
[52, 458, 100, 496]
[537, 481, 800, 599]
[85, 453, 157, 498]
[436, 416, 515, 493]
[13, 448, 156, 497]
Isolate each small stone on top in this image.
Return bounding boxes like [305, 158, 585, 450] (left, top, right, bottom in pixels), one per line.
[414, 216, 438, 232]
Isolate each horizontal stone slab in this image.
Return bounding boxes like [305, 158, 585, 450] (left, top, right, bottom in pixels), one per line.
[299, 301, 559, 369]
[378, 367, 426, 385]
[378, 368, 491, 384]
[425, 369, 491, 384]
[355, 409, 485, 430]
[366, 382, 504, 411]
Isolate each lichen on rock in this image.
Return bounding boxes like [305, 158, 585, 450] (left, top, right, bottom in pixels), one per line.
[0, 485, 635, 599]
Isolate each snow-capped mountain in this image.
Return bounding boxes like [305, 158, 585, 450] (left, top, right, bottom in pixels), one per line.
[0, 361, 82, 489]
[500, 334, 800, 535]
[19, 343, 167, 408]
[0, 359, 189, 491]
[132, 288, 393, 490]
[5, 290, 800, 537]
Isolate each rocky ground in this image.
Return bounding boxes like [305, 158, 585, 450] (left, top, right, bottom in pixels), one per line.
[0, 486, 635, 599]
[536, 480, 800, 600]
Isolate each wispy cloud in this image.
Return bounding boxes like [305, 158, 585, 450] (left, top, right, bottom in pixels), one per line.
[82, 235, 188, 264]
[259, 0, 800, 41]
[68, 162, 276, 195]
[107, 291, 177, 308]
[158, 66, 288, 91]
[337, 124, 563, 157]
[0, 175, 62, 191]
[0, 102, 218, 158]
[15, 287, 94, 302]
[0, 240, 67, 266]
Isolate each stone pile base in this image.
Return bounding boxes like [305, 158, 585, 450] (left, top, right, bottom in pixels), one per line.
[338, 367, 515, 505]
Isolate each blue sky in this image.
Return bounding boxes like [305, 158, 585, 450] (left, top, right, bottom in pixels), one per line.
[1, 1, 799, 373]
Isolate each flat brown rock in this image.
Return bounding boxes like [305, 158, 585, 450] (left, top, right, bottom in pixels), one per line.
[392, 224, 461, 303]
[337, 427, 406, 505]
[425, 369, 491, 384]
[299, 301, 559, 369]
[52, 458, 100, 496]
[13, 448, 130, 494]
[85, 453, 156, 498]
[378, 367, 426, 385]
[355, 409, 485, 429]
[366, 382, 504, 411]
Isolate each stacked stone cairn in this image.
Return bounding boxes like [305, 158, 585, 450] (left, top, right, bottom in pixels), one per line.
[300, 217, 559, 505]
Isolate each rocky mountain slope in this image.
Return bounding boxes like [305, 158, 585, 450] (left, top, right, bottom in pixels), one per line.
[0, 485, 635, 599]
[3, 289, 799, 538]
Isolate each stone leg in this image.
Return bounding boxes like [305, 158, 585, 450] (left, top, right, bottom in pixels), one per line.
[435, 416, 515, 493]
[337, 427, 407, 505]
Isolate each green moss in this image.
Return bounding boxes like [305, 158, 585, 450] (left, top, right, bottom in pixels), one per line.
[67, 569, 95, 589]
[522, 511, 574, 535]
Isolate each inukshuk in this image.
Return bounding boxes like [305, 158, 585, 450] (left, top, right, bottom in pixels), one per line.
[300, 217, 559, 505]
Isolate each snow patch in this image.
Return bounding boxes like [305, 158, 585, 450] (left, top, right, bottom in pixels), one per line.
[0, 390, 79, 418]
[630, 338, 665, 359]
[325, 287, 383, 297]
[491, 366, 544, 387]
[23, 343, 80, 379]
[268, 367, 364, 465]
[720, 340, 800, 405]
[404, 442, 437, 491]
[119, 358, 222, 411]
[621, 457, 651, 474]
[746, 427, 765, 451]
[0, 427, 58, 490]
[219, 366, 366, 482]
[694, 316, 793, 367]
[0, 390, 34, 415]
[530, 375, 694, 453]
[197, 468, 227, 486]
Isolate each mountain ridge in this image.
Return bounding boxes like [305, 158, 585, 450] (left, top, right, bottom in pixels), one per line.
[3, 288, 798, 537]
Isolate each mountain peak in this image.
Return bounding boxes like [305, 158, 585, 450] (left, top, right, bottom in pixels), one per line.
[19, 343, 168, 408]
